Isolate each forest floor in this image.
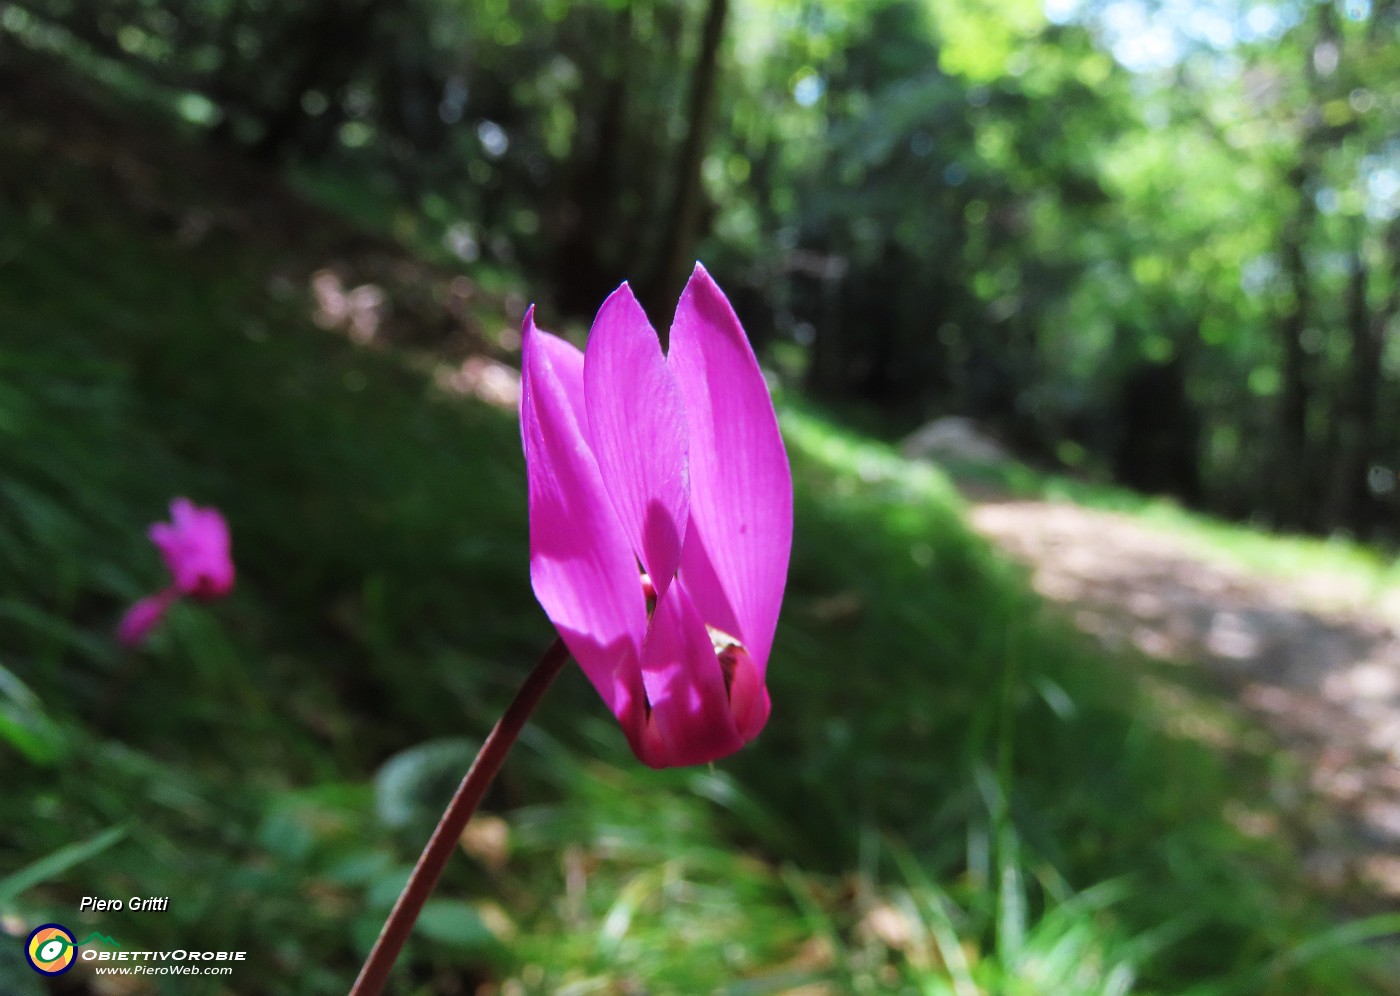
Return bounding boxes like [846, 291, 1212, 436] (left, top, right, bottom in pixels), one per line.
[966, 490, 1400, 917]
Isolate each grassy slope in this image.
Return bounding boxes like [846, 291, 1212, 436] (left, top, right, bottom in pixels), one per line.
[1, 51, 1395, 996]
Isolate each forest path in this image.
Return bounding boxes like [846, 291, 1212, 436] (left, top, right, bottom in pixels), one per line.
[967, 494, 1400, 913]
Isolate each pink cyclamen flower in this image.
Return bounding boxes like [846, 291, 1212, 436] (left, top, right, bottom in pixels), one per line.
[118, 498, 234, 646]
[520, 264, 792, 768]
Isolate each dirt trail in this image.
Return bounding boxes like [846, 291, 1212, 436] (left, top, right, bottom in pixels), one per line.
[968, 496, 1400, 910]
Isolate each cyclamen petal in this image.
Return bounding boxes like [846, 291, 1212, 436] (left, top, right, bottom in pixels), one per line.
[520, 308, 651, 730]
[670, 264, 792, 673]
[120, 498, 234, 647]
[584, 283, 690, 598]
[117, 589, 178, 647]
[150, 497, 235, 599]
[638, 581, 744, 768]
[521, 269, 792, 769]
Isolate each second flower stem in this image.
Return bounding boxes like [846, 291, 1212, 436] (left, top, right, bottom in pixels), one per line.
[349, 636, 570, 996]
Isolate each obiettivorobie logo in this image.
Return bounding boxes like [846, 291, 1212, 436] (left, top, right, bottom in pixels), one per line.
[22, 922, 246, 977]
[24, 923, 120, 975]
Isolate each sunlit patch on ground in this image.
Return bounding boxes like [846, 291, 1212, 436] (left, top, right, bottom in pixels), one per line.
[311, 268, 387, 344]
[433, 356, 521, 409]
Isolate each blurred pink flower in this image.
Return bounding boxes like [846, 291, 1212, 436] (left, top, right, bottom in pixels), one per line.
[520, 265, 792, 768]
[118, 498, 234, 646]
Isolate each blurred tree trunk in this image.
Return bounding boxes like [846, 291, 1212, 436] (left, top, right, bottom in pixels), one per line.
[1323, 222, 1399, 534]
[552, 3, 634, 314]
[1273, 2, 1349, 531]
[641, 0, 728, 325]
[1114, 352, 1202, 504]
[803, 254, 847, 400]
[1274, 165, 1315, 530]
[207, 0, 255, 145]
[251, 0, 387, 163]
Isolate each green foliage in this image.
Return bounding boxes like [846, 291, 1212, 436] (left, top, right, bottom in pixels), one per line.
[0, 662, 66, 764]
[8, 0, 1400, 538]
[0, 826, 127, 907]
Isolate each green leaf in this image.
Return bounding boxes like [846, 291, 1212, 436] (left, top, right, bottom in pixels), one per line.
[373, 737, 477, 831]
[0, 825, 127, 906]
[416, 899, 497, 953]
[0, 663, 66, 765]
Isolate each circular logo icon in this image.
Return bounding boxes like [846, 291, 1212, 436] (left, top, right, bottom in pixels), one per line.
[26, 923, 76, 975]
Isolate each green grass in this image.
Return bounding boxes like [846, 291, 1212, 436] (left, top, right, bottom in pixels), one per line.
[2, 64, 1398, 995]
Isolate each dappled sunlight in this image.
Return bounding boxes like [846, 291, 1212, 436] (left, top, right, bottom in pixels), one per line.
[972, 496, 1400, 904]
[433, 355, 521, 410]
[311, 268, 386, 345]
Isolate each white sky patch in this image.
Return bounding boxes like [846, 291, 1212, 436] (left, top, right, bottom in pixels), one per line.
[1049, 0, 1307, 73]
[1367, 163, 1400, 221]
[1178, 3, 1237, 49]
[793, 72, 824, 107]
[477, 120, 508, 158]
[1104, 1, 1181, 72]
[1045, 0, 1083, 25]
[1243, 4, 1288, 39]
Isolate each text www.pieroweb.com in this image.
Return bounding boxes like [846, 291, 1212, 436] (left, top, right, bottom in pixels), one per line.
[94, 964, 235, 976]
[82, 949, 245, 976]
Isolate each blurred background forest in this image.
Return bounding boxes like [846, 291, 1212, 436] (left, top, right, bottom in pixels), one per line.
[3, 0, 1400, 993]
[13, 0, 1400, 535]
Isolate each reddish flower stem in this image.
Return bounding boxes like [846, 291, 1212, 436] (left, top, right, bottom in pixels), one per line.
[350, 637, 570, 996]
